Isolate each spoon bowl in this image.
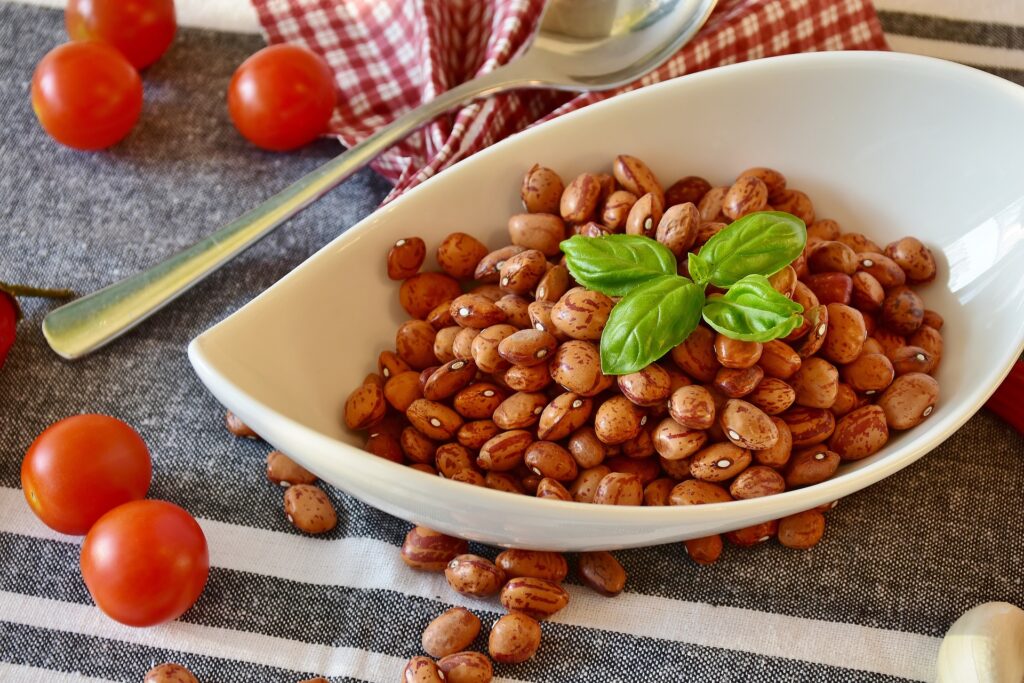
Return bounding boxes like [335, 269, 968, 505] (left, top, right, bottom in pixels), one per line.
[519, 0, 719, 88]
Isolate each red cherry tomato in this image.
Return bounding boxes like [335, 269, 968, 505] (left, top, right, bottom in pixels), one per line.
[21, 414, 152, 535]
[81, 500, 209, 627]
[0, 293, 16, 370]
[227, 44, 336, 152]
[31, 42, 143, 150]
[65, 0, 177, 70]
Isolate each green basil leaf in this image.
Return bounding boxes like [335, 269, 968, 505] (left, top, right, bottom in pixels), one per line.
[560, 234, 677, 296]
[600, 275, 704, 375]
[695, 211, 806, 287]
[701, 274, 805, 342]
[687, 252, 711, 286]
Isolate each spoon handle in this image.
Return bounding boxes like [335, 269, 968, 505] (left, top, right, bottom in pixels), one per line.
[42, 66, 534, 360]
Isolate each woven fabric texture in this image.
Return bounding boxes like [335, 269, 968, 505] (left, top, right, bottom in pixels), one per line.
[1, 2, 1023, 682]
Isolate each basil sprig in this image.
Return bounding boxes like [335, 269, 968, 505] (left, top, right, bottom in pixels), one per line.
[560, 211, 806, 374]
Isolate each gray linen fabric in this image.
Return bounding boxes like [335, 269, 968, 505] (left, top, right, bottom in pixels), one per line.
[0, 4, 1023, 682]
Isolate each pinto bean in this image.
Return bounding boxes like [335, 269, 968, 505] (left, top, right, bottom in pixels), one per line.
[714, 365, 764, 398]
[758, 340, 802, 380]
[907, 325, 943, 373]
[617, 364, 672, 407]
[551, 287, 614, 341]
[808, 241, 858, 275]
[782, 406, 836, 446]
[668, 479, 732, 505]
[777, 510, 826, 549]
[601, 190, 638, 231]
[534, 265, 571, 304]
[842, 353, 895, 393]
[685, 535, 724, 565]
[567, 426, 608, 469]
[498, 249, 548, 296]
[790, 357, 839, 409]
[714, 335, 763, 369]
[668, 385, 717, 430]
[400, 272, 463, 320]
[671, 326, 720, 382]
[784, 446, 841, 486]
[387, 237, 427, 280]
[876, 372, 939, 430]
[720, 399, 778, 450]
[730, 465, 786, 499]
[625, 192, 664, 237]
[521, 164, 565, 214]
[885, 236, 937, 283]
[828, 404, 889, 460]
[592, 472, 644, 505]
[437, 232, 489, 279]
[722, 176, 768, 219]
[508, 213, 565, 256]
[822, 303, 866, 365]
[753, 416, 793, 468]
[656, 202, 700, 256]
[560, 172, 603, 223]
[613, 154, 664, 205]
[690, 443, 752, 482]
[537, 392, 593, 441]
[594, 396, 646, 445]
[550, 340, 608, 396]
[880, 286, 925, 335]
[476, 429, 533, 471]
[653, 417, 708, 460]
[666, 175, 712, 205]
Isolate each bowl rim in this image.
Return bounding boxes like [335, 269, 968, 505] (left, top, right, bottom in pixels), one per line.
[190, 49, 1024, 526]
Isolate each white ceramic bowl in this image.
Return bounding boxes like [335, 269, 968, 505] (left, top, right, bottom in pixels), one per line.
[190, 51, 1024, 551]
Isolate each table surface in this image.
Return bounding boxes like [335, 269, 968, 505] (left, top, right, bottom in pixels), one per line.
[1, 3, 1023, 682]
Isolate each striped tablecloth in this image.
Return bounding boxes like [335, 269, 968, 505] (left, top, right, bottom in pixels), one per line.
[876, 0, 1024, 82]
[1, 2, 1023, 682]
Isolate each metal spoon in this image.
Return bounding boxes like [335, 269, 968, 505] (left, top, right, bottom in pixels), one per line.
[43, 0, 718, 359]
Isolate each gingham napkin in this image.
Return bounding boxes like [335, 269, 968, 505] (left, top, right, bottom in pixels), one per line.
[252, 0, 890, 199]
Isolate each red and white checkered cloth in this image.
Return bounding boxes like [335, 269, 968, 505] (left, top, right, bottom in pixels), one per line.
[252, 0, 889, 200]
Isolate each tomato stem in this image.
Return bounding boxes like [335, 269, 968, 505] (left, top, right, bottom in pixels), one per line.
[0, 284, 75, 299]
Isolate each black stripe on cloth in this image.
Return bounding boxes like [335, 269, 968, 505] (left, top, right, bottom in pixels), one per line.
[969, 64, 1024, 85]
[0, 621, 369, 683]
[878, 10, 1024, 49]
[0, 532, 917, 683]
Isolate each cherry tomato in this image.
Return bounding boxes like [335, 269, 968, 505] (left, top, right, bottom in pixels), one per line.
[81, 500, 209, 627]
[31, 41, 143, 151]
[65, 0, 177, 70]
[0, 293, 16, 370]
[227, 44, 336, 151]
[22, 414, 151, 535]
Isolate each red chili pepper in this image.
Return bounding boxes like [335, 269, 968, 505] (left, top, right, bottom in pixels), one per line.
[986, 360, 1024, 435]
[0, 291, 17, 370]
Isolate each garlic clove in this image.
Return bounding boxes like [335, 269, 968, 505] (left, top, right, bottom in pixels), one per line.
[937, 601, 1024, 683]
